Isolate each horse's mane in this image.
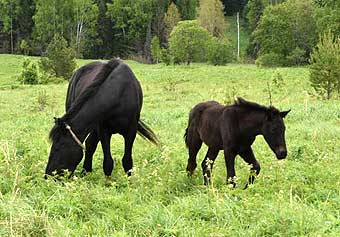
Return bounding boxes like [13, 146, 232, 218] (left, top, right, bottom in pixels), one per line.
[234, 97, 279, 113]
[49, 58, 121, 142]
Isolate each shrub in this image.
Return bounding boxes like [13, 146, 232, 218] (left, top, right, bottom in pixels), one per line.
[286, 47, 306, 66]
[39, 34, 76, 81]
[160, 48, 173, 65]
[207, 38, 233, 65]
[255, 53, 286, 67]
[18, 58, 39, 85]
[309, 31, 340, 99]
[151, 36, 162, 63]
[169, 20, 212, 64]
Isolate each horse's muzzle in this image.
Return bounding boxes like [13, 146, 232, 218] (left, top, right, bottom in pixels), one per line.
[276, 146, 287, 159]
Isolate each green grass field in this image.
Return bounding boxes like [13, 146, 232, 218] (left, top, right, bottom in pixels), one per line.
[0, 54, 339, 236]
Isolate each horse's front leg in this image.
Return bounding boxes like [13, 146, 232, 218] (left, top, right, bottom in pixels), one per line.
[239, 147, 260, 189]
[223, 148, 237, 187]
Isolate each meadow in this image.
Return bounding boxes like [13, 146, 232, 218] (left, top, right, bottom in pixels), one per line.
[0, 54, 339, 236]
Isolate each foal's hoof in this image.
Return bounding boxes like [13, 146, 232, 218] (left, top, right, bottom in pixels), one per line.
[203, 174, 211, 186]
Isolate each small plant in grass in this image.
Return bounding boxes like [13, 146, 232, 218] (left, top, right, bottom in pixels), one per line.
[309, 31, 340, 99]
[18, 58, 39, 85]
[272, 70, 285, 88]
[37, 90, 48, 111]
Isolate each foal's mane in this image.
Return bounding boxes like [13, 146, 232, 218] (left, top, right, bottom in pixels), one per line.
[49, 58, 121, 143]
[234, 97, 279, 113]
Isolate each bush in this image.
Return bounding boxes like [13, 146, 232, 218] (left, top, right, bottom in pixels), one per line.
[18, 58, 39, 85]
[286, 47, 306, 66]
[169, 20, 212, 65]
[207, 38, 233, 65]
[309, 31, 340, 99]
[255, 53, 286, 67]
[160, 48, 173, 65]
[39, 34, 76, 81]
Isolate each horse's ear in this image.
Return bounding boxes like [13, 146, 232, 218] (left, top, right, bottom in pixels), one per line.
[280, 109, 291, 118]
[53, 117, 65, 126]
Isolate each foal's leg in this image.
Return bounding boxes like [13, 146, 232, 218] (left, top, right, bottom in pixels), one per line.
[239, 147, 260, 189]
[223, 148, 237, 187]
[201, 148, 219, 185]
[186, 133, 203, 176]
[82, 131, 99, 174]
[122, 126, 137, 176]
[99, 127, 113, 177]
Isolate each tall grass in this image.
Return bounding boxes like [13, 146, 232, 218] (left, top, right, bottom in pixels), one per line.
[0, 55, 339, 236]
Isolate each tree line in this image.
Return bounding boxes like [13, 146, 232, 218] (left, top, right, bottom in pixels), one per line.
[0, 0, 339, 65]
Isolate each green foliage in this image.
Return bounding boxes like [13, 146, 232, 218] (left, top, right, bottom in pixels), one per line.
[255, 52, 285, 67]
[33, 0, 98, 55]
[18, 58, 39, 85]
[286, 47, 306, 66]
[169, 20, 212, 64]
[207, 38, 233, 65]
[221, 0, 248, 16]
[254, 0, 317, 66]
[175, 0, 197, 20]
[197, 0, 227, 38]
[19, 39, 29, 55]
[309, 31, 340, 99]
[164, 2, 181, 41]
[39, 34, 76, 81]
[160, 48, 173, 65]
[106, 0, 154, 55]
[314, 1, 340, 37]
[151, 36, 162, 63]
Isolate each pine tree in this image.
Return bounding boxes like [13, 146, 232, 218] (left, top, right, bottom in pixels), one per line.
[310, 31, 340, 99]
[164, 2, 181, 42]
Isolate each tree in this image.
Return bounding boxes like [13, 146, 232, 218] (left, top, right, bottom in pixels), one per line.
[33, 0, 98, 55]
[314, 0, 340, 38]
[169, 20, 212, 64]
[309, 31, 340, 99]
[151, 36, 162, 63]
[198, 0, 227, 38]
[39, 34, 76, 81]
[106, 0, 154, 56]
[175, 0, 197, 20]
[254, 0, 317, 66]
[221, 0, 247, 16]
[164, 2, 181, 43]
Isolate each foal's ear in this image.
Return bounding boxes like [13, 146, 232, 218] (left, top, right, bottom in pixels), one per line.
[280, 109, 291, 118]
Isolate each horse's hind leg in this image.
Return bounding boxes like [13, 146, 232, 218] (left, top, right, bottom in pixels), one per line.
[186, 131, 202, 176]
[201, 148, 219, 185]
[99, 126, 114, 177]
[122, 125, 137, 176]
[82, 131, 99, 174]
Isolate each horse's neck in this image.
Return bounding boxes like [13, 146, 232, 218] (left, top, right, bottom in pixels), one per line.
[239, 110, 265, 137]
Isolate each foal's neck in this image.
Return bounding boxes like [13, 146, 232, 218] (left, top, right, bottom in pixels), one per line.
[239, 110, 265, 137]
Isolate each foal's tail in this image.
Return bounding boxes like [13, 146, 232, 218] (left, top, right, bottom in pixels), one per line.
[137, 120, 159, 145]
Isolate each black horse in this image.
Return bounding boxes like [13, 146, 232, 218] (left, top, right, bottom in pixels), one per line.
[184, 97, 290, 187]
[45, 59, 158, 177]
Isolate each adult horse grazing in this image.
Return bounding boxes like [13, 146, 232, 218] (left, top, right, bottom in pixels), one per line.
[45, 58, 158, 177]
[184, 98, 290, 188]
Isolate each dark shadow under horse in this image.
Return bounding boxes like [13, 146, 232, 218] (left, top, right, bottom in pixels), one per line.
[184, 98, 290, 188]
[45, 59, 158, 177]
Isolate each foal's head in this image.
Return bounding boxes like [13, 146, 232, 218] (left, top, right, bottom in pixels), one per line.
[45, 118, 83, 177]
[262, 108, 290, 159]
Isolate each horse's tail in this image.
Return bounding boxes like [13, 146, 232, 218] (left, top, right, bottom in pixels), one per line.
[184, 109, 195, 148]
[137, 120, 159, 145]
